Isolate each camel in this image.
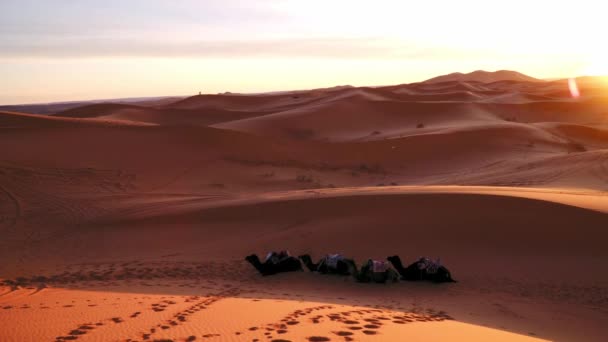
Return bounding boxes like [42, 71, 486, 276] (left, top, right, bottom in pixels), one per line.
[245, 251, 303, 276]
[387, 255, 456, 283]
[352, 259, 399, 283]
[299, 254, 357, 275]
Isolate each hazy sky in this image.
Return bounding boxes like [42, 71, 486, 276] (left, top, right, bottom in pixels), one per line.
[1, 0, 605, 104]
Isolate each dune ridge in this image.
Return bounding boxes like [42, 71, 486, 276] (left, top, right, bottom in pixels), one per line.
[422, 70, 542, 84]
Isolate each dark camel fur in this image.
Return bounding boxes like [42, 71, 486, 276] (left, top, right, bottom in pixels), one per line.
[298, 254, 357, 276]
[245, 254, 302, 276]
[387, 255, 456, 283]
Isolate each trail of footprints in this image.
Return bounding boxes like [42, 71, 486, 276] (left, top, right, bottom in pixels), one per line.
[3, 260, 453, 341]
[47, 290, 452, 342]
[52, 289, 241, 342]
[55, 321, 108, 341]
[242, 304, 454, 342]
[140, 288, 240, 341]
[1, 260, 250, 291]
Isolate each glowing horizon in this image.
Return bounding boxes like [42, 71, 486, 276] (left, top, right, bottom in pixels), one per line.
[0, 0, 605, 105]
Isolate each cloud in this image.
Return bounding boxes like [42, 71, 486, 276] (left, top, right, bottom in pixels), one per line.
[0, 0, 594, 62]
[0, 36, 506, 61]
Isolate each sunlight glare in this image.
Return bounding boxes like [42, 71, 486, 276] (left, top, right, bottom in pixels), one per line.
[568, 78, 580, 98]
[583, 53, 608, 76]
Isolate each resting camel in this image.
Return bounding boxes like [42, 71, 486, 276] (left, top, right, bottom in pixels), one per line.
[299, 254, 357, 275]
[245, 251, 303, 276]
[387, 255, 456, 283]
[352, 259, 399, 283]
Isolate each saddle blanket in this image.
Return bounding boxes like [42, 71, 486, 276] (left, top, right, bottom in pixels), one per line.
[326, 254, 344, 268]
[372, 260, 389, 273]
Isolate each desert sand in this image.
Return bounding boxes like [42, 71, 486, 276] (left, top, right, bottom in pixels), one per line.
[1, 71, 607, 341]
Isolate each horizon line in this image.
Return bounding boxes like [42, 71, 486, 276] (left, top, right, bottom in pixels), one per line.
[3, 71, 604, 107]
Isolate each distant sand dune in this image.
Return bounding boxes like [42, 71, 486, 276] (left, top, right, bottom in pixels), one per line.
[422, 70, 541, 84]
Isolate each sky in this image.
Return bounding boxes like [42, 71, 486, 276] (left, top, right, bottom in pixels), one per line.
[0, 0, 606, 104]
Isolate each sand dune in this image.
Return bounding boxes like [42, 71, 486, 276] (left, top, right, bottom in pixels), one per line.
[0, 110, 153, 128]
[1, 187, 606, 341]
[48, 74, 608, 144]
[213, 98, 497, 141]
[0, 96, 185, 115]
[2, 72, 608, 341]
[6, 109, 606, 194]
[56, 103, 273, 127]
[207, 79, 608, 142]
[422, 70, 541, 84]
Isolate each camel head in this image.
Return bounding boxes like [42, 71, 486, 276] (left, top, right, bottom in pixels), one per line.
[436, 266, 456, 283]
[245, 254, 259, 264]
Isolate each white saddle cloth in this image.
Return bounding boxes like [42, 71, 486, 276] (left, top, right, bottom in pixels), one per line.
[326, 254, 344, 269]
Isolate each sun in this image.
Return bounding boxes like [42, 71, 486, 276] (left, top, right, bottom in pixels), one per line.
[583, 54, 608, 76]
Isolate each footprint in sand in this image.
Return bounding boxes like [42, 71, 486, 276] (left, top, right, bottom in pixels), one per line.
[68, 329, 86, 336]
[202, 334, 220, 338]
[363, 318, 382, 324]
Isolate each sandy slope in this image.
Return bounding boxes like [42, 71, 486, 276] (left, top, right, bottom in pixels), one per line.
[57, 104, 273, 127]
[1, 186, 607, 341]
[2, 74, 608, 341]
[0, 283, 549, 342]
